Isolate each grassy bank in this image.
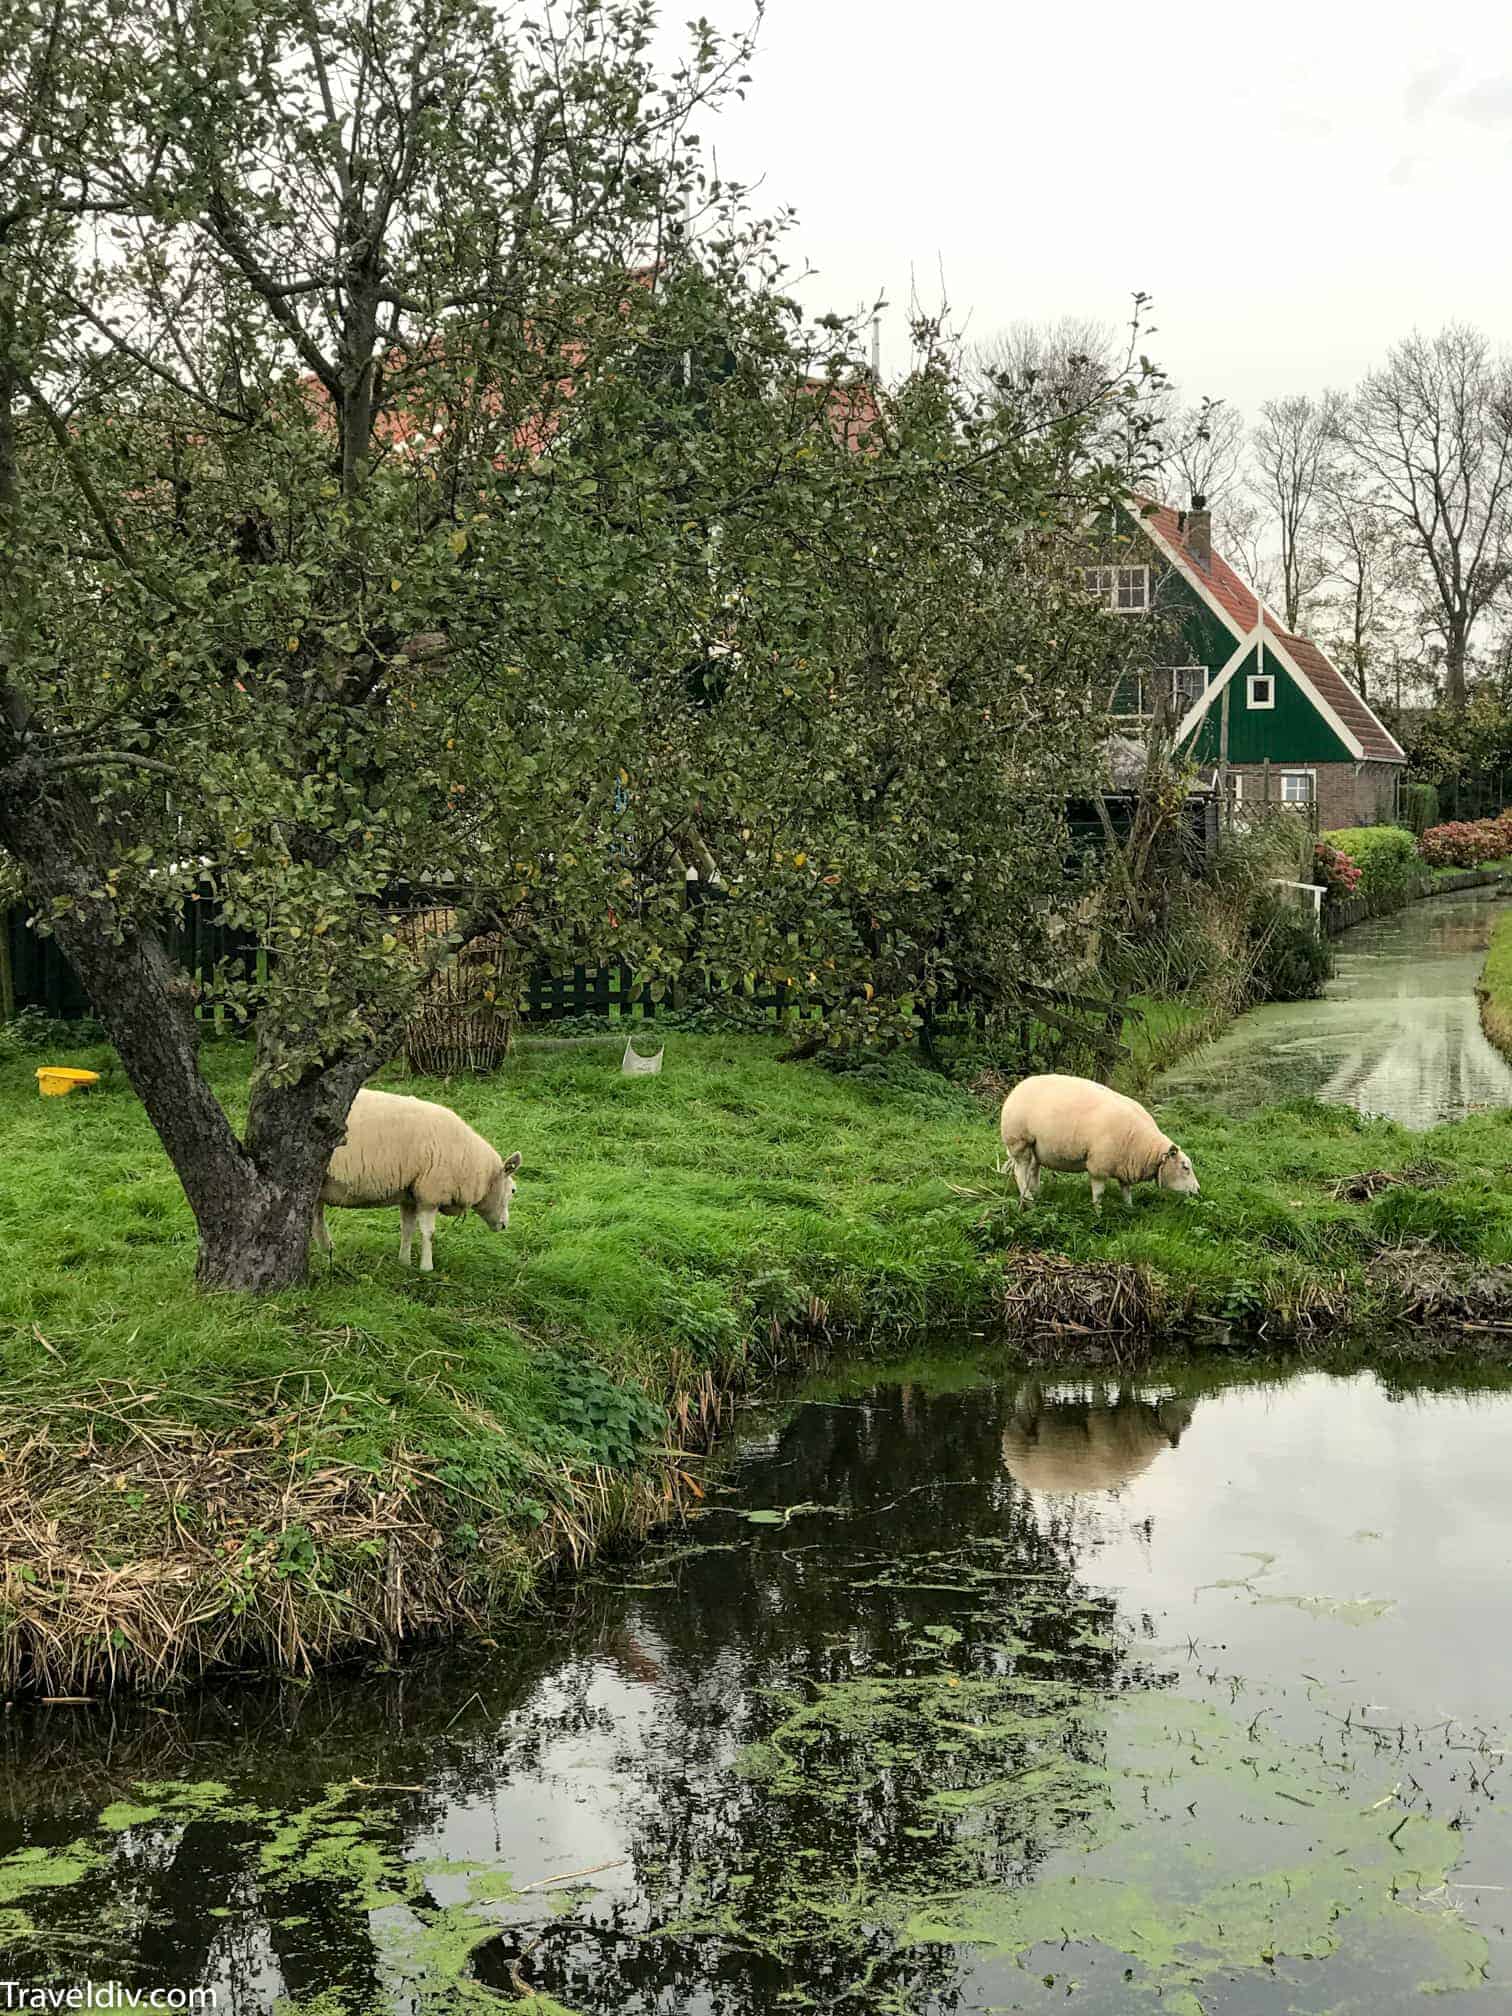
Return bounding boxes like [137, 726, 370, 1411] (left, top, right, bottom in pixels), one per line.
[8, 1029, 1512, 1691]
[1116, 992, 1233, 1091]
[1479, 909, 1512, 1059]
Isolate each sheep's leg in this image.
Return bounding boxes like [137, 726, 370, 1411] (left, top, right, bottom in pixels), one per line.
[1089, 1177, 1106, 1214]
[1120, 1182, 1134, 1208]
[312, 1205, 331, 1256]
[1010, 1148, 1039, 1210]
[416, 1204, 439, 1273]
[398, 1202, 417, 1267]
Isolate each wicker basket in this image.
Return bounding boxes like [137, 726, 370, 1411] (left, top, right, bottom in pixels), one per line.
[397, 905, 527, 1076]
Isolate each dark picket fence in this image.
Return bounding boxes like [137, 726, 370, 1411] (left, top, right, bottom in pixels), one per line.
[4, 899, 263, 1028]
[3, 903, 824, 1031]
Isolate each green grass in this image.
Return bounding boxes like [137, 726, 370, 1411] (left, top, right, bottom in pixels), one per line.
[9, 1027, 1512, 1686]
[3, 1034, 995, 1411]
[985, 1090, 1512, 1302]
[1429, 855, 1512, 883]
[1479, 910, 1512, 1062]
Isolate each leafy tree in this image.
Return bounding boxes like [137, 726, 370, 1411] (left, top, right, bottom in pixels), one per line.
[0, 0, 1147, 1291]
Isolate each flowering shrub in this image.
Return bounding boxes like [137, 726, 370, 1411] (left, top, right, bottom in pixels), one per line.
[1312, 841, 1361, 897]
[1419, 819, 1512, 868]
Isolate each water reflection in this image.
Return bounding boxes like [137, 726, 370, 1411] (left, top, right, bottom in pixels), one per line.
[1158, 888, 1512, 1125]
[1000, 1378, 1195, 1496]
[3, 1357, 1512, 2014]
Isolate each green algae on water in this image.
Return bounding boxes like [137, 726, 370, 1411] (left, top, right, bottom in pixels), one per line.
[0, 1840, 102, 1906]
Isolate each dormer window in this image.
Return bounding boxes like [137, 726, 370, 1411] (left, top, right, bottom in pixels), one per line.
[1083, 565, 1149, 613]
[1247, 673, 1275, 709]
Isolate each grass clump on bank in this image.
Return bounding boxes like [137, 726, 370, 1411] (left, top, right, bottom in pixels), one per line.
[9, 1029, 1512, 1690]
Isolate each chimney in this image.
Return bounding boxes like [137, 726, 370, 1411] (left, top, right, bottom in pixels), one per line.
[1187, 494, 1211, 569]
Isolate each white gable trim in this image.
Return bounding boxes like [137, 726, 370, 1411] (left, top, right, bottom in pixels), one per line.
[1173, 632, 1257, 745]
[1173, 626, 1367, 760]
[1127, 504, 1258, 644]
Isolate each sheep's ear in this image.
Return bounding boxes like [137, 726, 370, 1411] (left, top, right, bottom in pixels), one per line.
[503, 1151, 522, 1173]
[1163, 1143, 1180, 1161]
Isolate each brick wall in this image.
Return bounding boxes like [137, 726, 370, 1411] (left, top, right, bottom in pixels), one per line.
[1226, 761, 1401, 829]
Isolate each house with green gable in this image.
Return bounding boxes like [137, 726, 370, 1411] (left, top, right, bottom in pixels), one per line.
[1085, 497, 1405, 828]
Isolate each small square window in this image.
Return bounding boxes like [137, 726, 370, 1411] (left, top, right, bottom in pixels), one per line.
[1247, 674, 1275, 709]
[1280, 772, 1314, 805]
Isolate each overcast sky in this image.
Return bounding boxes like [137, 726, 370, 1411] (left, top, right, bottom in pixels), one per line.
[673, 0, 1512, 419]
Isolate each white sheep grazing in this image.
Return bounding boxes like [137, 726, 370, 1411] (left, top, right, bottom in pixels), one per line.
[998, 1072, 1199, 1213]
[312, 1088, 522, 1271]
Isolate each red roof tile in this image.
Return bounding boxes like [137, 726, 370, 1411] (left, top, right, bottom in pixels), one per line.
[1132, 500, 1404, 762]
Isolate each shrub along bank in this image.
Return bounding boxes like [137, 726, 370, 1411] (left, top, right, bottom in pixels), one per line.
[1315, 823, 1512, 934]
[9, 1027, 1512, 1691]
[1319, 826, 1421, 914]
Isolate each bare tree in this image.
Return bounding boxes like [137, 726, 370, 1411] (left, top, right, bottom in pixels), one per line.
[968, 316, 1120, 426]
[1341, 325, 1512, 707]
[966, 308, 1169, 492]
[1311, 469, 1413, 704]
[1158, 397, 1246, 514]
[1251, 392, 1342, 629]
[1216, 488, 1282, 612]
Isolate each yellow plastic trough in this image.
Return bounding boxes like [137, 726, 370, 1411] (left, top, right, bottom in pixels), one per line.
[36, 1067, 101, 1098]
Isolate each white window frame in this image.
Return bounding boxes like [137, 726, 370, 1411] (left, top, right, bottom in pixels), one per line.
[1171, 664, 1209, 712]
[1110, 665, 1208, 720]
[1247, 672, 1276, 709]
[1083, 565, 1149, 614]
[1110, 670, 1148, 718]
[1279, 769, 1316, 806]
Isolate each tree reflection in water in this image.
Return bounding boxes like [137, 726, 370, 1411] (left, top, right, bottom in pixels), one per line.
[481, 1375, 1186, 2012]
[0, 1375, 1190, 2014]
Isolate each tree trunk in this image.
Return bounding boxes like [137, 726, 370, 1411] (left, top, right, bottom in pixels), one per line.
[1446, 624, 1469, 709]
[0, 761, 369, 1291]
[191, 1171, 324, 1292]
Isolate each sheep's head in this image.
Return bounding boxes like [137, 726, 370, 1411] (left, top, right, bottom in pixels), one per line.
[479, 1151, 523, 1230]
[1157, 1143, 1200, 1197]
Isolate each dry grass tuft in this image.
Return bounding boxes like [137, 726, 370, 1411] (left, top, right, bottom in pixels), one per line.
[0, 1380, 700, 1698]
[999, 1252, 1160, 1346]
[1330, 1163, 1447, 1203]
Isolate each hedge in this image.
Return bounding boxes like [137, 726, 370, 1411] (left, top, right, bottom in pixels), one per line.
[1320, 825, 1421, 913]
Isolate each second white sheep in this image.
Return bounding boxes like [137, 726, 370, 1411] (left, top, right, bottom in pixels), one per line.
[313, 1088, 523, 1271]
[999, 1072, 1199, 1213]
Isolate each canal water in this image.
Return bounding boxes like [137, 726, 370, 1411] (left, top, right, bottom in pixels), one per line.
[1159, 886, 1512, 1125]
[4, 1352, 1512, 2014]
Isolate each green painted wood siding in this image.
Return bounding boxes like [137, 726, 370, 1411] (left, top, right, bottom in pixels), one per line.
[1151, 567, 1236, 674]
[1184, 645, 1352, 763]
